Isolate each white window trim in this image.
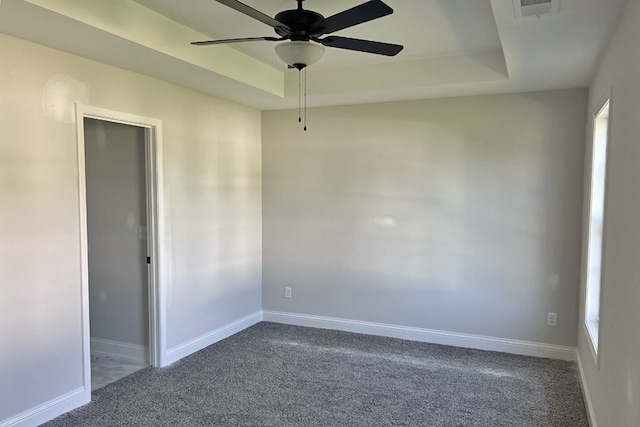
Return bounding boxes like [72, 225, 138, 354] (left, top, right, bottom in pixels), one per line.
[583, 96, 611, 366]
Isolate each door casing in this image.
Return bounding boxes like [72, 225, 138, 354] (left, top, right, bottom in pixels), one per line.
[75, 103, 167, 403]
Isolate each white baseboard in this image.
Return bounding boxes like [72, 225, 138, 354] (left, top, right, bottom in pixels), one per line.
[263, 311, 577, 361]
[90, 338, 148, 364]
[576, 350, 598, 427]
[0, 387, 87, 427]
[165, 311, 262, 366]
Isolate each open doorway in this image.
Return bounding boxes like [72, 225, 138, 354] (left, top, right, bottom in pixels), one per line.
[75, 105, 165, 401]
[84, 118, 149, 390]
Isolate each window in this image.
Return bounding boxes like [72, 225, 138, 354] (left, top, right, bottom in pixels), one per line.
[584, 99, 610, 357]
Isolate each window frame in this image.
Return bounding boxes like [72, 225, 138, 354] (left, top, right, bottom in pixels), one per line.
[583, 95, 611, 365]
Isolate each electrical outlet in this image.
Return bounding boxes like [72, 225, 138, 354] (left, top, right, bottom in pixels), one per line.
[284, 287, 292, 299]
[547, 312, 557, 327]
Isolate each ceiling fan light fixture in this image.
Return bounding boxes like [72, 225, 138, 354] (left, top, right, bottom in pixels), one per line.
[275, 41, 325, 70]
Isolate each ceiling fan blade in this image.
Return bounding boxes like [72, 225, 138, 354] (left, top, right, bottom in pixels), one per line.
[317, 36, 403, 56]
[191, 36, 284, 46]
[315, 0, 393, 35]
[214, 0, 291, 34]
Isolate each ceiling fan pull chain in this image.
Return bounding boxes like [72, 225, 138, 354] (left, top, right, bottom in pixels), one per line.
[298, 69, 302, 123]
[304, 68, 308, 131]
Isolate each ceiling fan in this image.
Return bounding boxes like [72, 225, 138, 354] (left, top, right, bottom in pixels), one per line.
[191, 0, 404, 69]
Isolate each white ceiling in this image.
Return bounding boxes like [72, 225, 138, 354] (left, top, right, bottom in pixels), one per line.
[0, 0, 629, 110]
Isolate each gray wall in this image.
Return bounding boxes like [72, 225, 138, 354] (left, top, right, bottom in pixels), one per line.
[0, 33, 262, 421]
[578, 0, 640, 424]
[262, 89, 587, 346]
[85, 118, 148, 347]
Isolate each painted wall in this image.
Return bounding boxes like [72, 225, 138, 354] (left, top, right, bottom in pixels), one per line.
[0, 33, 262, 422]
[262, 89, 587, 347]
[85, 118, 148, 348]
[578, 0, 640, 425]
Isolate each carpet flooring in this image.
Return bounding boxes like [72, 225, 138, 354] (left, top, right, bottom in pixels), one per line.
[46, 322, 588, 426]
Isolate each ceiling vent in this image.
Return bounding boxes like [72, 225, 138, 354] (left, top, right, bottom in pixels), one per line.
[513, 0, 559, 18]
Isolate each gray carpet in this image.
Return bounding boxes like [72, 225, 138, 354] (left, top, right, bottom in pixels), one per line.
[46, 322, 588, 426]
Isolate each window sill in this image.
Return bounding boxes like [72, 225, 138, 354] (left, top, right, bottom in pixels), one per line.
[584, 321, 600, 366]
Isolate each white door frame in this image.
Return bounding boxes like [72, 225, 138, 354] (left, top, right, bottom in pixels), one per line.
[75, 103, 167, 403]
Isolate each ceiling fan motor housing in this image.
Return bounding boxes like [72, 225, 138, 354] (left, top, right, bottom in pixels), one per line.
[274, 9, 325, 40]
